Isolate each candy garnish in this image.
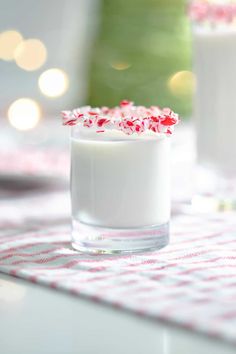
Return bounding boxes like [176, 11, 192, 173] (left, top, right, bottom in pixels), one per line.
[120, 100, 133, 107]
[61, 100, 179, 136]
[188, 0, 236, 25]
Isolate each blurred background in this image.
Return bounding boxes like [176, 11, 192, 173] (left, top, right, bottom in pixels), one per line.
[0, 0, 192, 135]
[0, 0, 194, 186]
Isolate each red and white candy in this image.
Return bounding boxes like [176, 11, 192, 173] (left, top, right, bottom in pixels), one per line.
[61, 100, 179, 136]
[188, 1, 236, 25]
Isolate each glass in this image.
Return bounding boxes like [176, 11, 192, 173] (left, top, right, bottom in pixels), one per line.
[190, 0, 236, 210]
[70, 126, 171, 254]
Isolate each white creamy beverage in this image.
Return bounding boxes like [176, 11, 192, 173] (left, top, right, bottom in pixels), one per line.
[71, 131, 170, 228]
[193, 26, 236, 174]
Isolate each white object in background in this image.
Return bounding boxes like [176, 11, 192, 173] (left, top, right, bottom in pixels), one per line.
[193, 26, 236, 175]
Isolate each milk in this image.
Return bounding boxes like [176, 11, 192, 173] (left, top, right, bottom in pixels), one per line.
[71, 130, 170, 229]
[193, 27, 236, 175]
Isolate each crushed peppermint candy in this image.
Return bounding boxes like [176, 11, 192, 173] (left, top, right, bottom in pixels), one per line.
[61, 100, 179, 136]
[188, 0, 236, 25]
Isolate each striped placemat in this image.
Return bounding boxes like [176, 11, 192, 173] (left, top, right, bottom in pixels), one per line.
[0, 191, 236, 345]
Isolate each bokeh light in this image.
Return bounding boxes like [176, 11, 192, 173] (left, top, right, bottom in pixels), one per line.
[8, 98, 41, 130]
[110, 62, 131, 70]
[0, 30, 23, 61]
[38, 68, 69, 97]
[168, 70, 196, 97]
[14, 39, 47, 71]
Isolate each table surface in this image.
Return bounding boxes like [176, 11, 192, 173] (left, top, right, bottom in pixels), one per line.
[0, 272, 235, 354]
[0, 122, 235, 354]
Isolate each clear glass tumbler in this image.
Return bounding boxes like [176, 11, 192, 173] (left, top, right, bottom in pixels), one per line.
[190, 0, 236, 210]
[70, 126, 171, 254]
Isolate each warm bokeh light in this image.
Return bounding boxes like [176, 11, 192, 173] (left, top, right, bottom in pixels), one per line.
[168, 70, 196, 97]
[8, 98, 41, 130]
[0, 30, 23, 61]
[38, 68, 69, 97]
[110, 62, 131, 70]
[14, 39, 47, 71]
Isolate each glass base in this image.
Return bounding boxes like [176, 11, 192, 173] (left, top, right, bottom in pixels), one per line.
[71, 219, 169, 255]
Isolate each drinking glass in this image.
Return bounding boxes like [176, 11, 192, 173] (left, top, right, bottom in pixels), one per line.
[70, 125, 171, 254]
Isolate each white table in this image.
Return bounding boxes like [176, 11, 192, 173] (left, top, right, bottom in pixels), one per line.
[0, 272, 235, 354]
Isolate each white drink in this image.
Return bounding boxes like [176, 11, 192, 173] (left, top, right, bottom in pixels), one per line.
[193, 27, 236, 175]
[71, 129, 170, 229]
